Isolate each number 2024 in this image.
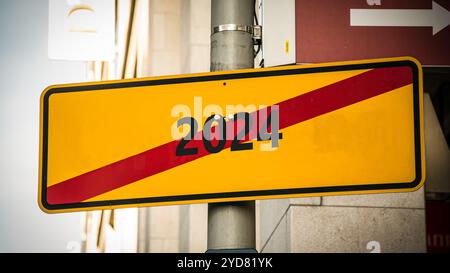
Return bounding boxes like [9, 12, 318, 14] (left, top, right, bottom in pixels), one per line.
[175, 109, 282, 156]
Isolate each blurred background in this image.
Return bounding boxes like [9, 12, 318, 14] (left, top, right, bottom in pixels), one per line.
[0, 0, 449, 253]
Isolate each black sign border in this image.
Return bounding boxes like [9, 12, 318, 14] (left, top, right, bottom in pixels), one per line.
[40, 60, 422, 211]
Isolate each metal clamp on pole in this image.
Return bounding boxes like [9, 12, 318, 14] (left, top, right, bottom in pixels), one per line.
[213, 24, 262, 44]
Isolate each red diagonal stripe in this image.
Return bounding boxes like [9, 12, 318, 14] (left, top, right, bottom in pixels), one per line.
[46, 66, 413, 204]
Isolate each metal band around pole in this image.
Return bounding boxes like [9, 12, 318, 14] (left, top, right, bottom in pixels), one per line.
[212, 24, 255, 35]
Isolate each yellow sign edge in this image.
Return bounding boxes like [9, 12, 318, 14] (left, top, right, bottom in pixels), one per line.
[38, 56, 425, 214]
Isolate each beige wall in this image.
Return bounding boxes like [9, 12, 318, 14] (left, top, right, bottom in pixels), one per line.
[260, 190, 426, 253]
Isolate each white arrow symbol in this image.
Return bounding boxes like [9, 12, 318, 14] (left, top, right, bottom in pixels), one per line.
[350, 1, 450, 35]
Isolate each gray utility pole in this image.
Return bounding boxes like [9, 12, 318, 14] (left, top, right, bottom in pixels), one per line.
[208, 0, 256, 252]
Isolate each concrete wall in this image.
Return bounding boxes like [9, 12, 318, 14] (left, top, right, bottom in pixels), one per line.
[423, 94, 450, 194]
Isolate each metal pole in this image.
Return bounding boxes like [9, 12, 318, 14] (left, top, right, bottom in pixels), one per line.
[208, 0, 256, 252]
[210, 0, 255, 71]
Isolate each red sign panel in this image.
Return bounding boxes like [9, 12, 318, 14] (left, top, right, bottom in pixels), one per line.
[426, 200, 450, 253]
[295, 0, 450, 66]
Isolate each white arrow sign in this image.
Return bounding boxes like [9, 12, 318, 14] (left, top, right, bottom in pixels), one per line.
[350, 1, 450, 35]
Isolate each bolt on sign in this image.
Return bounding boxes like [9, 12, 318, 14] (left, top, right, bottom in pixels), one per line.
[39, 57, 425, 213]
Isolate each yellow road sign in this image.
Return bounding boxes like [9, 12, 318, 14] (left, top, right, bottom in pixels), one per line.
[39, 57, 425, 213]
